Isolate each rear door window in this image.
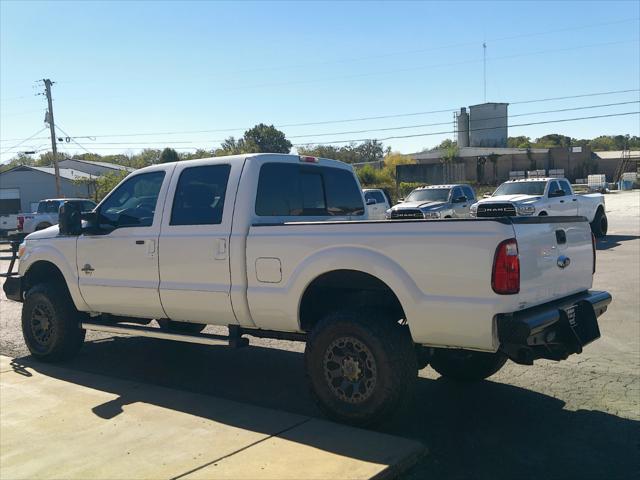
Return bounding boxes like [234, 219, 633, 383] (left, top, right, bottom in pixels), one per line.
[38, 201, 61, 214]
[170, 165, 231, 225]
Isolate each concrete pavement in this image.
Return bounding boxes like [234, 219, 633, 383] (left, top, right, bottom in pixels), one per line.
[0, 355, 425, 480]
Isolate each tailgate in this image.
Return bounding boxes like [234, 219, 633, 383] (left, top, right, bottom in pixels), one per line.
[513, 217, 593, 308]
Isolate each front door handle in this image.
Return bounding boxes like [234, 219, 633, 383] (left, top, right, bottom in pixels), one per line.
[215, 238, 227, 260]
[560, 200, 564, 203]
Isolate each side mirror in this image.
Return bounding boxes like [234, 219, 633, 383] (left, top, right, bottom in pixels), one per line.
[483, 192, 493, 198]
[398, 198, 405, 203]
[81, 210, 99, 230]
[366, 198, 377, 205]
[58, 201, 82, 236]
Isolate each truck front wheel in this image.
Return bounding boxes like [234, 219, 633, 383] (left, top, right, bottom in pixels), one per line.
[305, 309, 417, 426]
[22, 283, 86, 362]
[590, 209, 608, 238]
[429, 348, 507, 381]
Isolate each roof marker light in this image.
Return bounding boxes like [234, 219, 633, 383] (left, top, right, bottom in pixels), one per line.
[299, 156, 319, 163]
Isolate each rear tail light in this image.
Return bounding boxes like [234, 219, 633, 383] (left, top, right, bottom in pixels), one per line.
[17, 216, 24, 231]
[592, 233, 596, 274]
[492, 238, 520, 294]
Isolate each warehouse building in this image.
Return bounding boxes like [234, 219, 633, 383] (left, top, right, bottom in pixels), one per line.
[0, 166, 96, 214]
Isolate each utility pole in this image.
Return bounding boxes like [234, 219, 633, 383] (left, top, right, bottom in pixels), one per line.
[483, 42, 487, 103]
[43, 79, 61, 197]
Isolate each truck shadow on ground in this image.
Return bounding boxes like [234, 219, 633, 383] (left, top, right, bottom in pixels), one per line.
[11, 336, 639, 480]
[596, 234, 640, 250]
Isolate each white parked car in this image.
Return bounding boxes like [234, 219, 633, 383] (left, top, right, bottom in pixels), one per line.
[471, 178, 608, 237]
[4, 154, 611, 425]
[19, 198, 97, 234]
[386, 184, 476, 219]
[362, 188, 391, 220]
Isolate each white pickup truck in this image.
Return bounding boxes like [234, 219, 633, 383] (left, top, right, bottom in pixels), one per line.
[4, 154, 611, 425]
[470, 178, 608, 237]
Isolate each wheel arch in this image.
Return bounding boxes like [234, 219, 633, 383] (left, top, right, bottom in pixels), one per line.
[20, 246, 89, 311]
[299, 269, 407, 333]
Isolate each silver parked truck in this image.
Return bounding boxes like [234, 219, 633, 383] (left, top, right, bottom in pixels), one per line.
[386, 184, 476, 219]
[4, 154, 611, 425]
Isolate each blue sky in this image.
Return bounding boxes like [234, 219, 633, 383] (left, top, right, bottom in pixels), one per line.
[1, 0, 639, 162]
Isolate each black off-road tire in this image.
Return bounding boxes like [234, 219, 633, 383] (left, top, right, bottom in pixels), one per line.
[22, 283, 86, 362]
[590, 208, 608, 238]
[538, 211, 548, 216]
[157, 319, 206, 334]
[430, 348, 507, 382]
[305, 309, 417, 426]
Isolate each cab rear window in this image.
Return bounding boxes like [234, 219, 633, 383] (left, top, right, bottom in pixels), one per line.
[255, 163, 364, 217]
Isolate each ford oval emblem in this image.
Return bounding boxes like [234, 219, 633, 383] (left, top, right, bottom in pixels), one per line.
[557, 255, 571, 269]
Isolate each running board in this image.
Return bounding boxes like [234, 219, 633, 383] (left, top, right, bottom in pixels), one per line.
[80, 322, 249, 348]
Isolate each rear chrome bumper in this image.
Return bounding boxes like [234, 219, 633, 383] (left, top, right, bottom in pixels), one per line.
[497, 290, 612, 364]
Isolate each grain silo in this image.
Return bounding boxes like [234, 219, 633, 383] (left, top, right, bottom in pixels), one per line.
[469, 103, 508, 147]
[456, 107, 470, 147]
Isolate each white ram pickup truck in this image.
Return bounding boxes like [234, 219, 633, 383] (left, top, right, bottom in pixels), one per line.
[471, 178, 608, 237]
[4, 154, 612, 425]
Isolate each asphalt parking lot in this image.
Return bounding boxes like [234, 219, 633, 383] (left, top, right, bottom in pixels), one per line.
[1, 190, 638, 480]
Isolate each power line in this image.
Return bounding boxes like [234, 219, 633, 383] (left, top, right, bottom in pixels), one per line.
[49, 100, 640, 146]
[286, 100, 640, 139]
[223, 17, 639, 76]
[53, 123, 94, 155]
[0, 127, 48, 155]
[220, 38, 639, 92]
[292, 111, 640, 146]
[34, 88, 638, 141]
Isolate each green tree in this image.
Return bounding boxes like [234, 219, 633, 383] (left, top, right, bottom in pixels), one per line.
[533, 134, 572, 148]
[243, 124, 292, 153]
[159, 147, 180, 164]
[94, 170, 130, 201]
[507, 136, 532, 148]
[217, 124, 292, 155]
[181, 149, 214, 160]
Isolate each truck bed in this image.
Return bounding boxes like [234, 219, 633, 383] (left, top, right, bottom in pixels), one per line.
[245, 217, 594, 352]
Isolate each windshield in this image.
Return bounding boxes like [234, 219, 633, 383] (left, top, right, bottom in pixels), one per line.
[493, 182, 546, 196]
[405, 189, 450, 203]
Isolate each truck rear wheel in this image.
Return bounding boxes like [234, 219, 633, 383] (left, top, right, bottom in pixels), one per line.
[430, 348, 507, 381]
[305, 309, 417, 426]
[22, 283, 86, 362]
[590, 209, 608, 238]
[157, 319, 206, 334]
